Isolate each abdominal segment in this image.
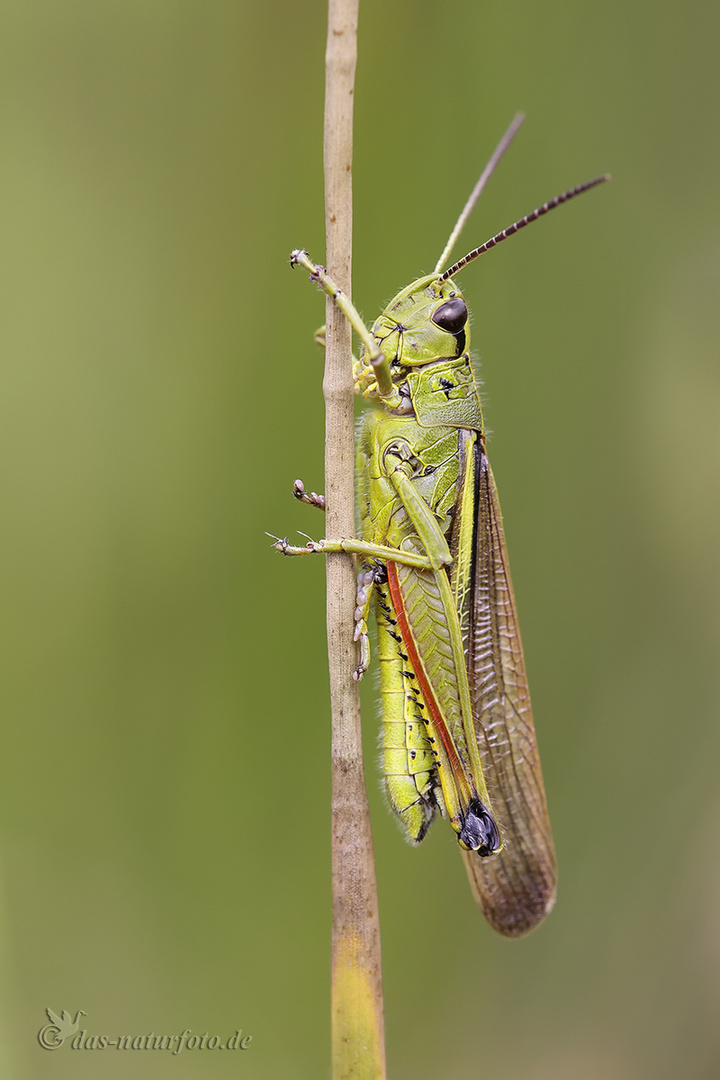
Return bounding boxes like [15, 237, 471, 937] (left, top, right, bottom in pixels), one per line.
[375, 578, 444, 843]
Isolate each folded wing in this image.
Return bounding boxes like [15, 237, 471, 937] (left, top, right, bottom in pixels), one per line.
[457, 444, 557, 936]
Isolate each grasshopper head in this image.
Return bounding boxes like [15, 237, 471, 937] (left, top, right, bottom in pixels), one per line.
[369, 274, 470, 375]
[357, 274, 484, 430]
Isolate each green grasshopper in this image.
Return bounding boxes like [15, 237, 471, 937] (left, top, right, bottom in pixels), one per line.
[274, 117, 608, 936]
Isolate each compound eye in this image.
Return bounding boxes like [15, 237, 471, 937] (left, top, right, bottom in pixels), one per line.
[431, 297, 468, 334]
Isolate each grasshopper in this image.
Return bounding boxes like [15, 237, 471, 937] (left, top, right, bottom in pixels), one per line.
[274, 117, 608, 936]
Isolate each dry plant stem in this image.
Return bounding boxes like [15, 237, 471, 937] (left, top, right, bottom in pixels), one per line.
[324, 1, 387, 1078]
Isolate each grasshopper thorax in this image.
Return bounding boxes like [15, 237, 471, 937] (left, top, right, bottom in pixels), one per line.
[357, 274, 484, 431]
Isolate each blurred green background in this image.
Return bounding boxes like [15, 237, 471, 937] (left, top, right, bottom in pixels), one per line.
[1, 1, 719, 1077]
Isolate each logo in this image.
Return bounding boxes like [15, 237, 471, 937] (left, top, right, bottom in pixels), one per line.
[38, 1008, 86, 1050]
[37, 1008, 253, 1053]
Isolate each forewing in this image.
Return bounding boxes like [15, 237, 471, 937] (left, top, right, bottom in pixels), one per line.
[462, 450, 557, 936]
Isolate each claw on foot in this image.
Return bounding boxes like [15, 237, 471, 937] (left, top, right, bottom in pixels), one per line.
[266, 532, 320, 556]
[293, 479, 326, 511]
[266, 532, 290, 553]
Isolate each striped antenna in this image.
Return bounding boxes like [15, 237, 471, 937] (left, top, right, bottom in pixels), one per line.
[438, 174, 611, 282]
[433, 113, 525, 275]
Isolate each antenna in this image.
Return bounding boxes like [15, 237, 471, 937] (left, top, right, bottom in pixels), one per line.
[433, 113, 525, 275]
[438, 174, 610, 282]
